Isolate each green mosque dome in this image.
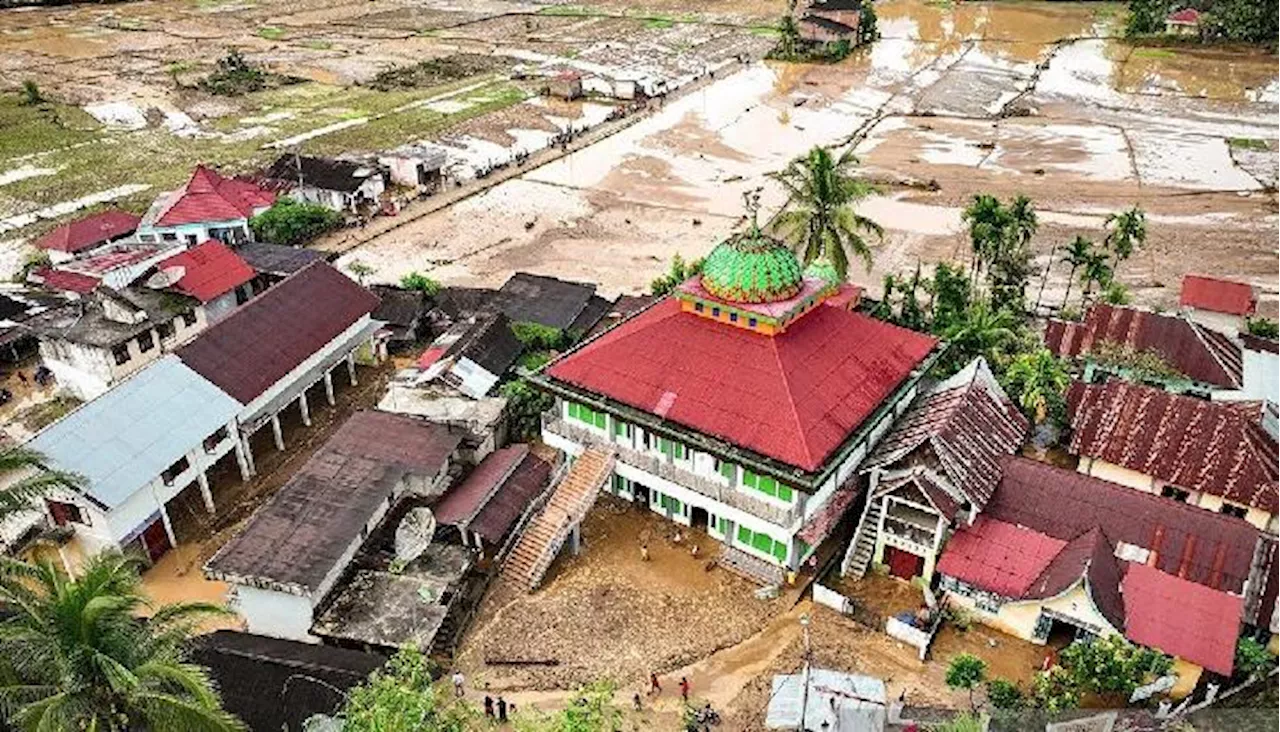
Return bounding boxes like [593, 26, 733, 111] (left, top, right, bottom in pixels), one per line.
[803, 257, 843, 289]
[700, 227, 803, 304]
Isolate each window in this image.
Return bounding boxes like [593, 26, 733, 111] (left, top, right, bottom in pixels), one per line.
[658, 436, 686, 460]
[742, 470, 791, 502]
[162, 232, 178, 242]
[1160, 485, 1190, 503]
[180, 310, 198, 327]
[111, 342, 131, 366]
[720, 461, 736, 482]
[204, 426, 229, 453]
[612, 420, 631, 439]
[157, 320, 176, 341]
[748, 317, 758, 328]
[612, 474, 629, 494]
[185, 234, 199, 246]
[718, 516, 731, 535]
[737, 525, 751, 544]
[712, 307, 720, 317]
[235, 286, 250, 305]
[1221, 503, 1248, 520]
[46, 500, 84, 526]
[735, 525, 787, 562]
[161, 457, 190, 485]
[660, 494, 682, 514]
[729, 312, 739, 323]
[137, 331, 155, 353]
[694, 302, 704, 312]
[567, 402, 607, 429]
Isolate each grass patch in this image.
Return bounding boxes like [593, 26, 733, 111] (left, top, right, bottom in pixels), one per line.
[301, 39, 333, 50]
[17, 396, 82, 433]
[536, 5, 596, 16]
[0, 95, 101, 160]
[1229, 137, 1269, 151]
[644, 17, 675, 29]
[367, 54, 507, 92]
[749, 25, 781, 37]
[257, 26, 286, 40]
[1131, 47, 1177, 58]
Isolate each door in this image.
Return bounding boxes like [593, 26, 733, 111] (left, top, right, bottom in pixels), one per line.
[690, 506, 709, 531]
[140, 519, 172, 563]
[885, 546, 924, 580]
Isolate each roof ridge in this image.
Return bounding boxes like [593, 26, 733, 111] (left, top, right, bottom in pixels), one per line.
[768, 334, 813, 468]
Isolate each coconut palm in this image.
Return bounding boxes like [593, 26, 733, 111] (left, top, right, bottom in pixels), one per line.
[1007, 195, 1038, 250]
[942, 299, 1017, 371]
[960, 194, 1006, 287]
[1005, 348, 1070, 424]
[1059, 236, 1094, 311]
[0, 552, 243, 732]
[772, 146, 883, 280]
[1080, 250, 1113, 309]
[0, 446, 85, 521]
[1103, 205, 1146, 269]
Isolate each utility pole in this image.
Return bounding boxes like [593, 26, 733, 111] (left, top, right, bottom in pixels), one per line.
[799, 613, 812, 731]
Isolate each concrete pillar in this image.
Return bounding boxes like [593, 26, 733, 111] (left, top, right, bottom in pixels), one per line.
[569, 523, 582, 555]
[271, 414, 285, 452]
[299, 391, 311, 428]
[158, 500, 178, 548]
[323, 370, 335, 406]
[234, 436, 253, 481]
[196, 469, 215, 514]
[347, 352, 358, 386]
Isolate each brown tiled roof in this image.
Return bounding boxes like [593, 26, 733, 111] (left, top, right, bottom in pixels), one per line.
[1068, 381, 1279, 513]
[1044, 304, 1243, 388]
[178, 262, 379, 404]
[206, 411, 461, 593]
[865, 358, 1027, 509]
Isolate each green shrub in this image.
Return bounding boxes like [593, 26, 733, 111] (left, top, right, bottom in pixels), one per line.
[400, 271, 441, 296]
[250, 198, 344, 247]
[1235, 637, 1278, 679]
[986, 678, 1024, 710]
[510, 321, 565, 351]
[1246, 316, 1278, 340]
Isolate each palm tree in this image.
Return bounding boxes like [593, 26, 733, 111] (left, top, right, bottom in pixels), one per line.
[1005, 348, 1070, 424]
[772, 146, 883, 280]
[1059, 236, 1093, 311]
[1103, 206, 1146, 270]
[942, 298, 1016, 371]
[0, 552, 243, 732]
[0, 446, 84, 521]
[960, 194, 1006, 287]
[1080, 250, 1113, 309]
[1007, 195, 1038, 250]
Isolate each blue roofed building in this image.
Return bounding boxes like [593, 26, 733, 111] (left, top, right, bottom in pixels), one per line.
[29, 354, 247, 562]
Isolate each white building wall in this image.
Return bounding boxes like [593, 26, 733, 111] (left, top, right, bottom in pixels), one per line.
[233, 586, 319, 642]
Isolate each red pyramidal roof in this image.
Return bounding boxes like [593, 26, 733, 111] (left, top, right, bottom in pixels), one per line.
[155, 166, 275, 227]
[35, 210, 139, 254]
[544, 298, 937, 472]
[158, 241, 256, 303]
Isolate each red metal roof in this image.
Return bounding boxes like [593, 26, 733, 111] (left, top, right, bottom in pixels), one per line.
[434, 444, 529, 526]
[177, 262, 379, 404]
[1167, 7, 1200, 23]
[155, 166, 275, 227]
[33, 267, 99, 294]
[545, 298, 937, 472]
[936, 517, 1067, 598]
[1122, 563, 1242, 675]
[1044, 304, 1242, 388]
[35, 210, 139, 254]
[158, 241, 255, 303]
[469, 451, 552, 543]
[1180, 274, 1256, 316]
[1068, 380, 1278, 512]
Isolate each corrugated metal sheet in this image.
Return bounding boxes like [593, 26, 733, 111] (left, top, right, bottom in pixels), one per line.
[1123, 563, 1243, 676]
[1180, 274, 1257, 316]
[30, 355, 242, 508]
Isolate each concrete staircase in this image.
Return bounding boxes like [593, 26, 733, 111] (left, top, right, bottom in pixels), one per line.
[503, 448, 614, 592]
[841, 494, 884, 579]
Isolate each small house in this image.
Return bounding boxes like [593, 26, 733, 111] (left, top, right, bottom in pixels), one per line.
[1179, 273, 1258, 333]
[548, 71, 584, 100]
[379, 143, 448, 193]
[1165, 7, 1201, 35]
[494, 272, 606, 334]
[205, 410, 462, 642]
[416, 312, 523, 399]
[153, 240, 257, 324]
[433, 444, 553, 555]
[263, 155, 386, 215]
[370, 284, 428, 349]
[34, 210, 140, 264]
[136, 165, 275, 247]
[235, 242, 326, 290]
[798, 0, 862, 43]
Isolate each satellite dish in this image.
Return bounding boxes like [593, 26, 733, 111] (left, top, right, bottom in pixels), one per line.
[394, 507, 436, 565]
[145, 266, 186, 289]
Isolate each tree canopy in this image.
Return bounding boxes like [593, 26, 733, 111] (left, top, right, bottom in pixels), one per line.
[772, 146, 882, 280]
[250, 198, 344, 247]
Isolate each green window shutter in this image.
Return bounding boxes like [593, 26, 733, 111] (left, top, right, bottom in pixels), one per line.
[567, 402, 579, 419]
[752, 532, 772, 554]
[594, 411, 606, 429]
[674, 442, 686, 459]
[797, 539, 811, 558]
[743, 471, 758, 489]
[772, 540, 788, 561]
[670, 497, 681, 513]
[720, 462, 736, 482]
[737, 525, 751, 544]
[718, 517, 730, 535]
[777, 484, 793, 502]
[759, 476, 777, 497]
[613, 420, 626, 437]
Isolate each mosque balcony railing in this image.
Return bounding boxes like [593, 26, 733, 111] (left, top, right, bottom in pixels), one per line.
[543, 415, 801, 527]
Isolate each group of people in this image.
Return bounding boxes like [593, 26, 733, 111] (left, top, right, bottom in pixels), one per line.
[452, 672, 517, 723]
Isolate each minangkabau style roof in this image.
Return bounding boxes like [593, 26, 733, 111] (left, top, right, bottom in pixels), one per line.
[29, 355, 242, 509]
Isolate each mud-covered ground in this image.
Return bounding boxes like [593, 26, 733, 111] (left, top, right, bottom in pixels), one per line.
[326, 0, 1276, 315]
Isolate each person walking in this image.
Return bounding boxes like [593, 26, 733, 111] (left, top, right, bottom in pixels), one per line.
[496, 697, 508, 722]
[679, 677, 690, 702]
[649, 672, 661, 695]
[483, 696, 494, 718]
[633, 692, 642, 711]
[640, 543, 650, 562]
[451, 671, 465, 697]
